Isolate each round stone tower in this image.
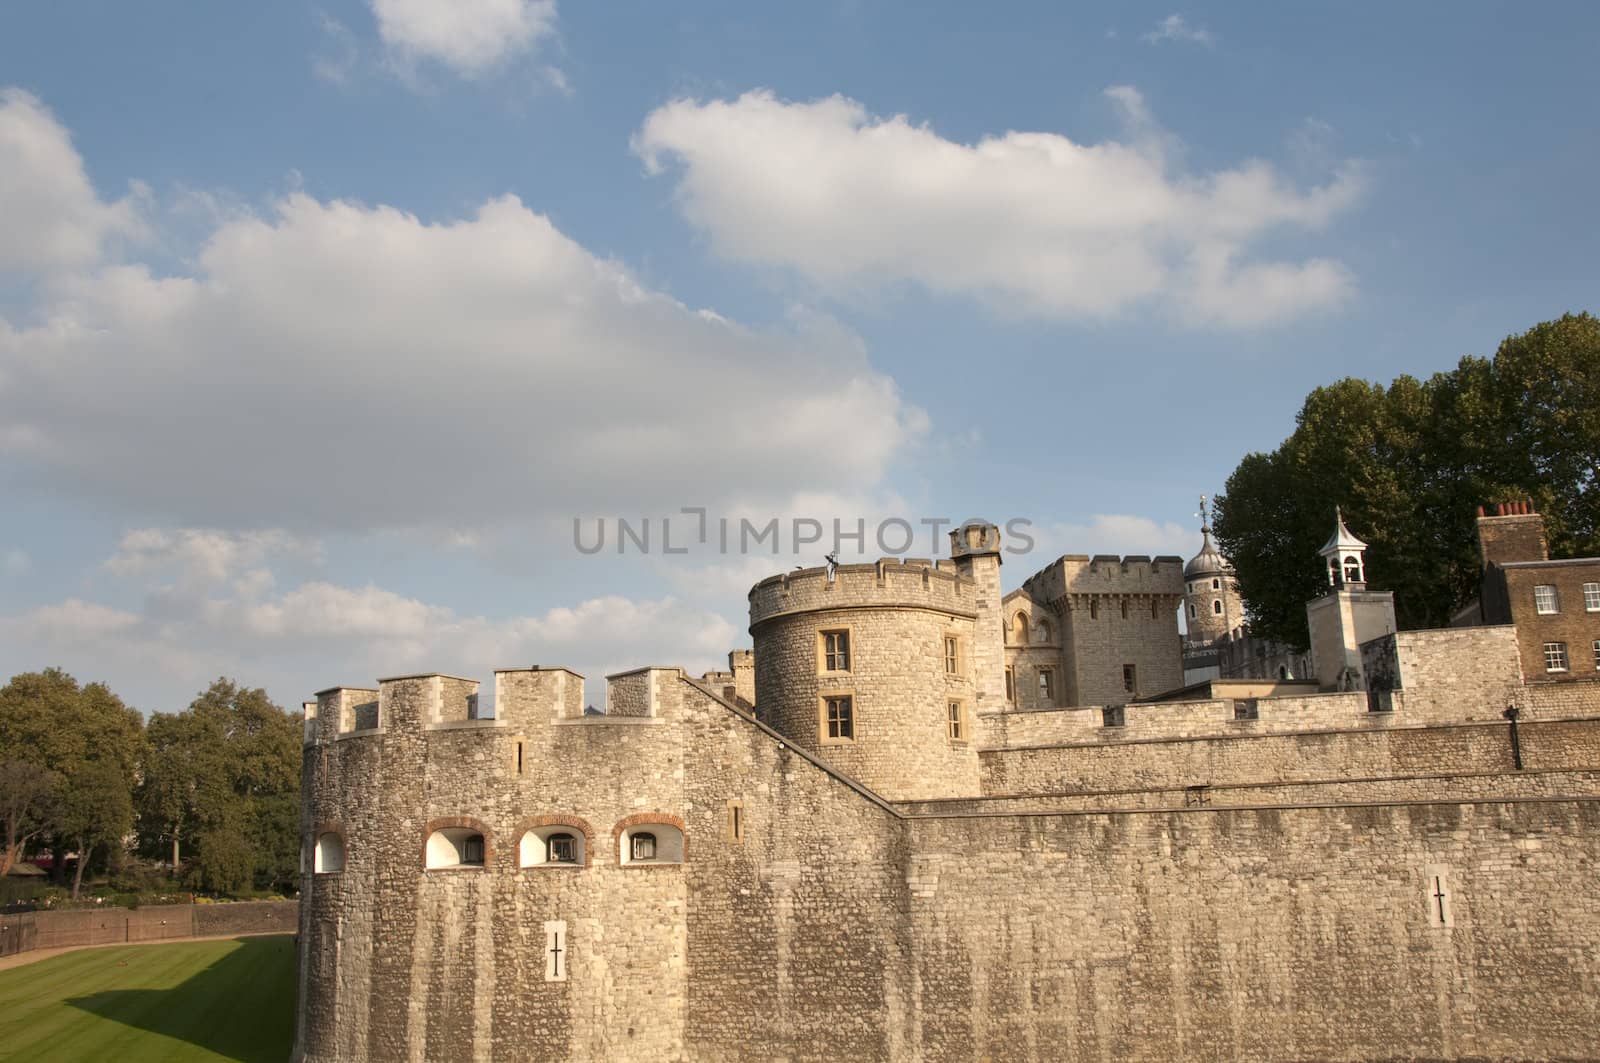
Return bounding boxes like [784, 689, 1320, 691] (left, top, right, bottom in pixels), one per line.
[748, 538, 993, 801]
[1183, 496, 1244, 646]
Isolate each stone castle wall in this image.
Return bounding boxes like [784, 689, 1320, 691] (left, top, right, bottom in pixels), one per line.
[902, 799, 1600, 1061]
[977, 716, 1600, 797]
[298, 659, 1600, 1062]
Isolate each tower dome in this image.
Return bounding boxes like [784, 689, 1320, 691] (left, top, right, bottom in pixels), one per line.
[1183, 495, 1243, 646]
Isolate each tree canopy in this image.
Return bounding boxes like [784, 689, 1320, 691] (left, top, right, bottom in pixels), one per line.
[1, 668, 302, 898]
[0, 669, 143, 891]
[1215, 312, 1600, 648]
[138, 679, 302, 894]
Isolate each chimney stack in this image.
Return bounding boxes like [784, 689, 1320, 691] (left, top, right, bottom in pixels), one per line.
[1476, 497, 1548, 568]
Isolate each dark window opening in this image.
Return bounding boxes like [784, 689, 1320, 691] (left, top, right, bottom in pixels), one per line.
[547, 833, 577, 864]
[825, 696, 854, 740]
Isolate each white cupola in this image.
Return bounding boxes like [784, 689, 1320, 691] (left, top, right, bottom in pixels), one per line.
[1318, 506, 1368, 589]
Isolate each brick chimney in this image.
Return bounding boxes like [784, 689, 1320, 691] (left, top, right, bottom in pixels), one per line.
[1475, 499, 1548, 567]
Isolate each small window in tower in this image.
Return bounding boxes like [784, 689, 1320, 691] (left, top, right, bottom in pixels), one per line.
[820, 629, 852, 672]
[1592, 639, 1600, 670]
[726, 800, 744, 842]
[1012, 613, 1029, 645]
[631, 832, 657, 861]
[1102, 706, 1126, 727]
[1038, 668, 1055, 705]
[947, 700, 965, 742]
[1005, 667, 1015, 703]
[1122, 664, 1137, 694]
[1120, 599, 1129, 620]
[821, 695, 855, 743]
[1544, 641, 1568, 672]
[1151, 599, 1159, 620]
[944, 635, 960, 675]
[1534, 585, 1559, 614]
[1090, 600, 1099, 620]
[1344, 556, 1363, 583]
[1585, 583, 1600, 611]
[1188, 603, 1196, 619]
[1213, 599, 1222, 615]
[546, 833, 577, 864]
[1212, 578, 1220, 590]
[1036, 618, 1052, 643]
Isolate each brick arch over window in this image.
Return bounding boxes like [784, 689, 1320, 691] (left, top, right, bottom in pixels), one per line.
[514, 814, 596, 868]
[611, 812, 688, 866]
[423, 815, 494, 868]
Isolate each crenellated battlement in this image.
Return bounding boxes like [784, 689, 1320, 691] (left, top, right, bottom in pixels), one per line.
[1022, 553, 1186, 607]
[748, 557, 972, 629]
[302, 666, 691, 746]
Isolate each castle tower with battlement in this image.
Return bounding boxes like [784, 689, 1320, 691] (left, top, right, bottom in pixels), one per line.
[1020, 552, 1186, 704]
[748, 538, 988, 800]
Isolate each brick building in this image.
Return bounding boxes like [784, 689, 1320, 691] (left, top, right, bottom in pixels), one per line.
[1456, 500, 1600, 683]
[295, 520, 1600, 1062]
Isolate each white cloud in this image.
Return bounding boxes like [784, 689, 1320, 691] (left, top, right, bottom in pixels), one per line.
[370, 0, 558, 77]
[634, 88, 1363, 327]
[25, 598, 140, 638]
[1142, 14, 1215, 47]
[105, 528, 321, 584]
[0, 93, 924, 536]
[1, 560, 738, 711]
[0, 89, 143, 272]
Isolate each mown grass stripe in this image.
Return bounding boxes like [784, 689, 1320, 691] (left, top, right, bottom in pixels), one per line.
[0, 936, 295, 1063]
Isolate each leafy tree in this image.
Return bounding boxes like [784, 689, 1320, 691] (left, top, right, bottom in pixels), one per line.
[0, 669, 143, 884]
[59, 759, 134, 897]
[0, 760, 61, 876]
[1215, 313, 1600, 647]
[139, 679, 301, 895]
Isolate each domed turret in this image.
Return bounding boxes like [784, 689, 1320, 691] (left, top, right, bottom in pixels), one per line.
[1183, 495, 1244, 646]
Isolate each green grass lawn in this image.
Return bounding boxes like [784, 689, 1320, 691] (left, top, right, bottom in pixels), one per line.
[0, 935, 295, 1063]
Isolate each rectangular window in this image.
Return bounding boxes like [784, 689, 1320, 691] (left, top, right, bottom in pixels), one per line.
[462, 835, 486, 865]
[1005, 667, 1015, 703]
[631, 833, 656, 861]
[1544, 641, 1569, 672]
[821, 629, 851, 672]
[944, 635, 960, 675]
[1585, 582, 1600, 611]
[1534, 585, 1560, 614]
[515, 740, 524, 775]
[947, 700, 964, 742]
[1593, 639, 1600, 670]
[822, 695, 854, 742]
[1038, 668, 1054, 704]
[1122, 664, 1137, 694]
[548, 834, 575, 863]
[727, 799, 744, 842]
[1102, 706, 1126, 727]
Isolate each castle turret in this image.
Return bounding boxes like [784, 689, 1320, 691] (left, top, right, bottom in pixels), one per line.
[949, 522, 1006, 717]
[748, 544, 986, 800]
[1183, 495, 1244, 647]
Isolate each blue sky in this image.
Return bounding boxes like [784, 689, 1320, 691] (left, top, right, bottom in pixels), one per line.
[3, 2, 1598, 714]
